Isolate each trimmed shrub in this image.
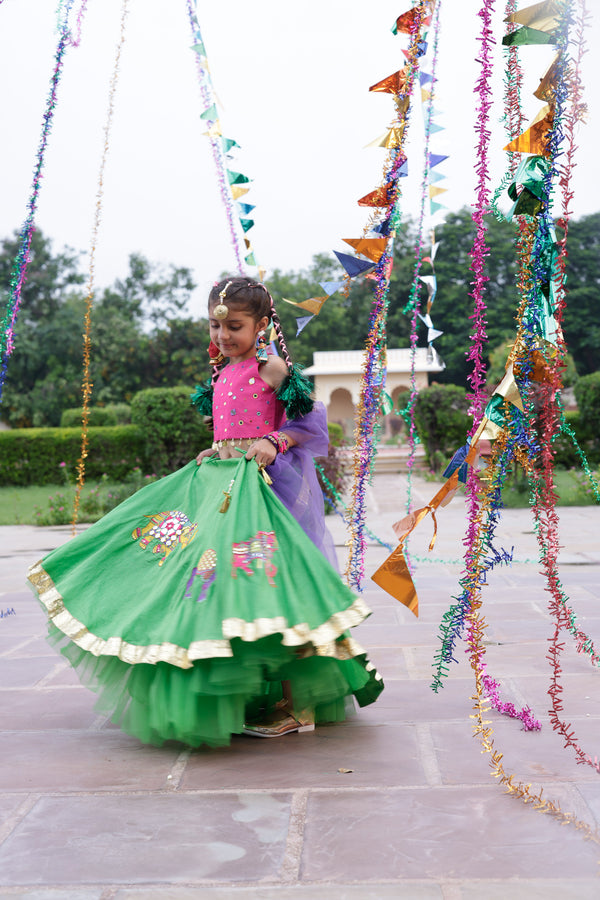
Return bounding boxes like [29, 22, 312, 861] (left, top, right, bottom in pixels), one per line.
[130, 386, 212, 476]
[60, 404, 132, 428]
[0, 426, 146, 486]
[413, 383, 471, 472]
[60, 407, 118, 428]
[574, 372, 600, 434]
[553, 407, 600, 469]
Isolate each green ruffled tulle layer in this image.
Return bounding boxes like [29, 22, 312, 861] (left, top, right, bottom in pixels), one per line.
[49, 624, 383, 748]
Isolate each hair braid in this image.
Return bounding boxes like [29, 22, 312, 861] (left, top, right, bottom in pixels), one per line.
[268, 297, 293, 374]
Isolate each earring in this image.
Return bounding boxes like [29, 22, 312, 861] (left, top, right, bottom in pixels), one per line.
[255, 330, 268, 363]
[208, 341, 225, 365]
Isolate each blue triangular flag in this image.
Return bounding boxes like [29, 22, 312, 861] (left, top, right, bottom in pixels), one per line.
[429, 170, 446, 183]
[236, 202, 255, 215]
[430, 200, 447, 214]
[429, 153, 448, 168]
[429, 123, 445, 134]
[398, 158, 409, 177]
[296, 315, 314, 336]
[333, 251, 375, 278]
[443, 442, 470, 484]
[372, 219, 392, 236]
[319, 281, 345, 296]
[419, 72, 433, 86]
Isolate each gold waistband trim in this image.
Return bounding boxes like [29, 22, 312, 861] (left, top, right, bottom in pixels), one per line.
[212, 437, 255, 450]
[27, 562, 378, 672]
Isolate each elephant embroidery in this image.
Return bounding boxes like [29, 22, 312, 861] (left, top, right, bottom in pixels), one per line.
[185, 548, 217, 602]
[132, 510, 198, 566]
[231, 531, 278, 587]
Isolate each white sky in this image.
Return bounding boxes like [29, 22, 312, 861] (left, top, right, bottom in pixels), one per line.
[0, 0, 597, 319]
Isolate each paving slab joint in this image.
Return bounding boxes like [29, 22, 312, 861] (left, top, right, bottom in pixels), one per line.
[279, 788, 308, 884]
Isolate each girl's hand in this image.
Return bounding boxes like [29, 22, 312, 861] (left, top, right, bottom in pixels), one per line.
[196, 447, 218, 465]
[245, 438, 277, 467]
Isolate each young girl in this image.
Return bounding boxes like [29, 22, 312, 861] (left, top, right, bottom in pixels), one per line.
[27, 276, 383, 747]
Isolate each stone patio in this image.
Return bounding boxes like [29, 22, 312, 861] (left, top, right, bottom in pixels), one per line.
[0, 474, 598, 897]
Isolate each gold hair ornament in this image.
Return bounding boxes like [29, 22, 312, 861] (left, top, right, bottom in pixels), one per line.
[213, 281, 233, 319]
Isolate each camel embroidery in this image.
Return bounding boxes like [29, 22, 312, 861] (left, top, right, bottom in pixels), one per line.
[231, 531, 278, 587]
[132, 510, 198, 566]
[185, 548, 217, 602]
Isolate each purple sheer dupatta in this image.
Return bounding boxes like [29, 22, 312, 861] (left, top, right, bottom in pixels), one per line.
[266, 402, 339, 569]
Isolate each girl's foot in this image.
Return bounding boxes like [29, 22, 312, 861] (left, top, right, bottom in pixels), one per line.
[243, 704, 315, 738]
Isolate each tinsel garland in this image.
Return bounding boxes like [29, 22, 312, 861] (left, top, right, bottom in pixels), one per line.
[0, 0, 83, 402]
[185, 0, 245, 274]
[71, 0, 130, 530]
[345, 2, 429, 592]
[402, 0, 442, 537]
[491, 0, 525, 218]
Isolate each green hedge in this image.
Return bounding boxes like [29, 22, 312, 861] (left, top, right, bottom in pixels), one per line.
[60, 404, 132, 428]
[553, 409, 600, 469]
[0, 425, 147, 486]
[131, 386, 212, 476]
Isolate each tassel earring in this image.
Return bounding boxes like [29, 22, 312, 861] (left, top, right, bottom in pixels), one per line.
[255, 330, 268, 363]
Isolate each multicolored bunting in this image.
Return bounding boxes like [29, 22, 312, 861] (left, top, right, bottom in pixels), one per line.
[319, 281, 345, 296]
[333, 251, 375, 278]
[295, 315, 314, 336]
[342, 237, 388, 263]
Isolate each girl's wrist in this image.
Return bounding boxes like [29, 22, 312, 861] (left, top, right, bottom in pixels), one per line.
[264, 431, 289, 454]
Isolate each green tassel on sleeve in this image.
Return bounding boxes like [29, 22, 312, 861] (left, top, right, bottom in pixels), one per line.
[190, 380, 214, 416]
[276, 364, 314, 419]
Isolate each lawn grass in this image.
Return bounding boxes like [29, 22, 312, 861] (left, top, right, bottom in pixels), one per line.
[0, 482, 119, 525]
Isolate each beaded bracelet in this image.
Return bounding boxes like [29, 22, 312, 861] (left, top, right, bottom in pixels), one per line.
[264, 431, 289, 454]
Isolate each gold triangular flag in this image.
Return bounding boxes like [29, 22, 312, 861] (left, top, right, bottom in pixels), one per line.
[428, 185, 448, 199]
[231, 184, 250, 200]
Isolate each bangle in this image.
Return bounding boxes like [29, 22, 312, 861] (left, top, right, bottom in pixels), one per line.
[263, 434, 280, 453]
[265, 431, 289, 454]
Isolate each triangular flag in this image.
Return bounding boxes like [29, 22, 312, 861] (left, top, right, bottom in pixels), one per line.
[203, 123, 222, 138]
[429, 185, 448, 198]
[427, 327, 444, 343]
[333, 251, 375, 278]
[245, 252, 256, 265]
[369, 68, 409, 95]
[282, 296, 328, 316]
[401, 40, 427, 59]
[494, 363, 524, 411]
[392, 10, 431, 34]
[342, 237, 388, 263]
[240, 218, 254, 232]
[365, 126, 405, 149]
[244, 238, 251, 249]
[191, 42, 206, 58]
[237, 202, 255, 215]
[429, 123, 445, 134]
[421, 88, 432, 103]
[506, 0, 560, 33]
[419, 72, 433, 86]
[429, 170, 446, 183]
[221, 137, 240, 153]
[227, 170, 251, 185]
[295, 315, 314, 336]
[534, 54, 560, 102]
[504, 104, 553, 155]
[200, 104, 217, 121]
[431, 241, 441, 260]
[231, 184, 250, 200]
[419, 275, 437, 297]
[320, 281, 345, 296]
[430, 200, 447, 214]
[429, 153, 448, 168]
[502, 25, 556, 45]
[357, 184, 394, 208]
[419, 312, 433, 329]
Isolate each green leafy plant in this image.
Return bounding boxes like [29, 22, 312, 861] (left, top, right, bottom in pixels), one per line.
[413, 383, 471, 472]
[130, 386, 212, 476]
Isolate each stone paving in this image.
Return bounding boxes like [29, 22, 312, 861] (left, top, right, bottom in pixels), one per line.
[0, 474, 599, 898]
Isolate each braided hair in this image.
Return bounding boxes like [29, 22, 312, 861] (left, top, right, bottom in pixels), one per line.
[191, 276, 314, 419]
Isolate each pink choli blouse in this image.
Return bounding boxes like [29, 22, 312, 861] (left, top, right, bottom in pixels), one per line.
[212, 358, 286, 441]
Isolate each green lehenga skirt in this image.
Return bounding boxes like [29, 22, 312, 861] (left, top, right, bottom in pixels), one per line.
[27, 457, 383, 747]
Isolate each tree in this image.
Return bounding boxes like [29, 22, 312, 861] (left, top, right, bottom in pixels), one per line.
[562, 212, 600, 377]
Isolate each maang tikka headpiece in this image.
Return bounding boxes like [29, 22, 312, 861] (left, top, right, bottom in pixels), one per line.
[213, 281, 232, 320]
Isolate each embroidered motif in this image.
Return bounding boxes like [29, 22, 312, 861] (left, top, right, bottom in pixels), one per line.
[231, 531, 278, 586]
[185, 549, 217, 602]
[132, 510, 198, 566]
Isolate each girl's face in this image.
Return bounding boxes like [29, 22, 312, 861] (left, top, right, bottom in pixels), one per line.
[208, 305, 269, 362]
